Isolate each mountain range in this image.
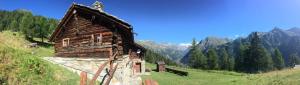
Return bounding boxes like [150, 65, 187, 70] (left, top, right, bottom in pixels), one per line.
[181, 27, 300, 64]
[137, 28, 300, 65]
[136, 40, 189, 63]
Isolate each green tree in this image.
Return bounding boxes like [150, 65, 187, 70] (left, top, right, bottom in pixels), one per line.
[20, 12, 34, 38]
[0, 9, 58, 41]
[144, 49, 178, 66]
[33, 16, 48, 42]
[220, 48, 235, 70]
[287, 53, 300, 68]
[228, 55, 235, 71]
[8, 20, 18, 32]
[188, 38, 207, 69]
[220, 48, 229, 70]
[207, 48, 219, 70]
[245, 32, 273, 73]
[272, 48, 285, 70]
[47, 19, 58, 37]
[235, 43, 247, 71]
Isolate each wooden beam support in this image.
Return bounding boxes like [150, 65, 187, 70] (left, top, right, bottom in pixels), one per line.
[89, 50, 118, 85]
[89, 61, 109, 85]
[104, 63, 119, 85]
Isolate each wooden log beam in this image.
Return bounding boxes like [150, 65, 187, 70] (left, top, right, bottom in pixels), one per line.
[89, 50, 119, 85]
[104, 63, 119, 85]
[89, 61, 109, 85]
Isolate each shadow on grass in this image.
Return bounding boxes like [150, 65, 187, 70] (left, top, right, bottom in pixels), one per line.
[25, 37, 53, 48]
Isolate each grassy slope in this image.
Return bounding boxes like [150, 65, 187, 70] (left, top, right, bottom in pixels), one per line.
[143, 63, 300, 85]
[0, 31, 80, 85]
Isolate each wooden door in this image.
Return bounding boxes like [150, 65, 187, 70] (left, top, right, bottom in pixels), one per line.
[135, 62, 141, 73]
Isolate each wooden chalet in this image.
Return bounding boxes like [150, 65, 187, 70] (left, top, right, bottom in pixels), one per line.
[49, 1, 146, 74]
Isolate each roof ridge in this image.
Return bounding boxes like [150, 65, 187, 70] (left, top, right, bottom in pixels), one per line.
[73, 4, 131, 27]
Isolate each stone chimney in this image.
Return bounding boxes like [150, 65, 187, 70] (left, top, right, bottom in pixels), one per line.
[93, 1, 104, 12]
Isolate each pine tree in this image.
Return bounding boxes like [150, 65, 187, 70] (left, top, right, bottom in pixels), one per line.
[144, 50, 178, 66]
[287, 53, 299, 68]
[207, 48, 219, 70]
[220, 48, 229, 70]
[296, 56, 300, 65]
[220, 48, 235, 70]
[273, 48, 285, 70]
[245, 32, 273, 73]
[189, 38, 207, 69]
[228, 55, 235, 71]
[235, 43, 247, 71]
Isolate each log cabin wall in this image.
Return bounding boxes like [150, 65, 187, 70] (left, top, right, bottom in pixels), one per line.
[50, 4, 142, 59]
[129, 44, 146, 60]
[49, 3, 146, 74]
[53, 9, 132, 58]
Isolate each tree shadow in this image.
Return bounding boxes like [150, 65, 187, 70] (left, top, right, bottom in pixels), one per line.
[25, 37, 53, 48]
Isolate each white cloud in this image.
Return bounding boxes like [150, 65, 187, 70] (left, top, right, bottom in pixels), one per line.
[179, 43, 192, 47]
[232, 34, 246, 39]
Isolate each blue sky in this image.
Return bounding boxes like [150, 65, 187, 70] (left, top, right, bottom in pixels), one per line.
[1, 0, 300, 44]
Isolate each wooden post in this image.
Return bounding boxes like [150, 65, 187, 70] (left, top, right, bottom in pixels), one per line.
[104, 63, 119, 85]
[109, 49, 113, 58]
[89, 61, 110, 85]
[144, 79, 159, 85]
[132, 61, 135, 75]
[129, 49, 132, 59]
[80, 71, 87, 85]
[109, 48, 113, 74]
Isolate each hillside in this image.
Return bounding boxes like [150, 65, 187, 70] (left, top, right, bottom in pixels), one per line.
[142, 63, 300, 85]
[0, 9, 58, 42]
[0, 31, 79, 84]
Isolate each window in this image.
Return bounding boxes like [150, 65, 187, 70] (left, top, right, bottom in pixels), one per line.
[62, 38, 70, 47]
[95, 34, 102, 44]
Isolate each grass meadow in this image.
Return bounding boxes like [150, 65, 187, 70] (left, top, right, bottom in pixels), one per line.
[142, 62, 300, 85]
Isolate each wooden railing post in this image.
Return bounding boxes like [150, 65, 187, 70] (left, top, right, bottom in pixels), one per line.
[80, 71, 87, 85]
[89, 50, 119, 85]
[129, 49, 132, 59]
[104, 63, 119, 85]
[89, 61, 109, 85]
[132, 61, 135, 75]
